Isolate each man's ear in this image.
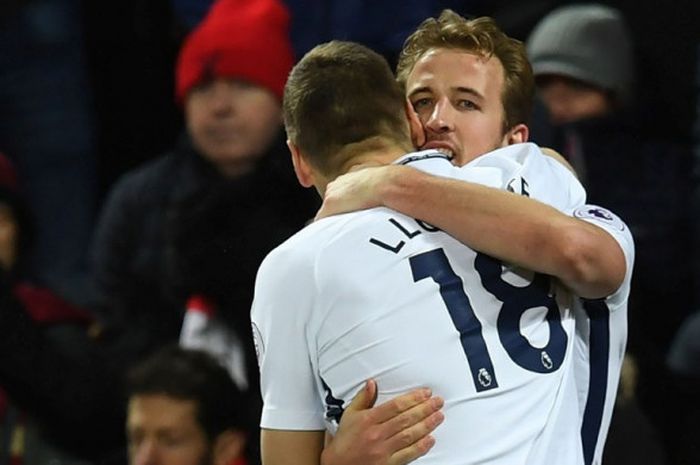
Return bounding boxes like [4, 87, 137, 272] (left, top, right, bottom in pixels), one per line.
[212, 430, 247, 465]
[404, 99, 426, 148]
[287, 139, 315, 188]
[504, 123, 529, 144]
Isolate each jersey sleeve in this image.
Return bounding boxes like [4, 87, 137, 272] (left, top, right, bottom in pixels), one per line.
[464, 143, 587, 212]
[518, 144, 587, 213]
[573, 204, 635, 307]
[251, 243, 326, 431]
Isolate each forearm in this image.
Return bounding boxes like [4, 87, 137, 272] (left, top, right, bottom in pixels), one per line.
[261, 429, 324, 465]
[379, 167, 624, 298]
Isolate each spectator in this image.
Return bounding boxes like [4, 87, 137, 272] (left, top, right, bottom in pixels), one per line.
[126, 346, 254, 465]
[89, 0, 317, 371]
[528, 4, 634, 128]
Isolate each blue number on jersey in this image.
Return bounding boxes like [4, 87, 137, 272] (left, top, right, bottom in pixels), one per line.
[580, 299, 610, 465]
[475, 253, 567, 373]
[410, 248, 567, 392]
[411, 248, 499, 392]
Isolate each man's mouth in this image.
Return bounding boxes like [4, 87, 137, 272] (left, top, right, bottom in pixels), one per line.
[205, 127, 239, 143]
[422, 141, 456, 159]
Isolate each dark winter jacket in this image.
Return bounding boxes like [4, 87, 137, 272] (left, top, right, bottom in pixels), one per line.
[90, 132, 318, 359]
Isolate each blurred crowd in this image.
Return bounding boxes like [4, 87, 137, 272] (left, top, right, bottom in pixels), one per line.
[0, 0, 699, 464]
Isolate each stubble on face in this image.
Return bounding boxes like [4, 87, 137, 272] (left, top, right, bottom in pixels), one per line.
[127, 395, 213, 465]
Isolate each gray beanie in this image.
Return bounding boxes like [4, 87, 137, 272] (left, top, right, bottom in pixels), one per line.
[527, 4, 634, 104]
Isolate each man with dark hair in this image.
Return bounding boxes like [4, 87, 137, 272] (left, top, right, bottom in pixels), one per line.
[126, 346, 252, 465]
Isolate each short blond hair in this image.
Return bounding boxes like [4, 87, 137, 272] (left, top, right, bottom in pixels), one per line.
[397, 10, 534, 131]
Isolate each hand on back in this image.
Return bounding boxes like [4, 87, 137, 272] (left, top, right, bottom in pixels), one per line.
[321, 380, 444, 465]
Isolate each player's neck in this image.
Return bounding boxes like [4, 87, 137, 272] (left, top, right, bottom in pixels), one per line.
[338, 140, 411, 176]
[314, 137, 412, 197]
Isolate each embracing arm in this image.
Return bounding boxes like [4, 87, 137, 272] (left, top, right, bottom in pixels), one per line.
[258, 371, 443, 465]
[319, 165, 625, 299]
[321, 380, 443, 465]
[262, 429, 325, 465]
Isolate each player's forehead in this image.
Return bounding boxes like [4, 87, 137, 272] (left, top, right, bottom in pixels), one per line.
[406, 48, 505, 99]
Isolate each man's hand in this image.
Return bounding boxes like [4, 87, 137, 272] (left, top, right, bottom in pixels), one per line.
[321, 380, 444, 465]
[317, 163, 417, 220]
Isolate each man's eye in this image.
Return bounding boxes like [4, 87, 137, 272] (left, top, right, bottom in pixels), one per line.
[412, 98, 432, 110]
[127, 432, 143, 449]
[162, 435, 186, 448]
[457, 100, 478, 110]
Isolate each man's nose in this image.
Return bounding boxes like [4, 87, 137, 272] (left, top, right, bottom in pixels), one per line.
[424, 99, 455, 133]
[207, 81, 235, 115]
[132, 440, 160, 465]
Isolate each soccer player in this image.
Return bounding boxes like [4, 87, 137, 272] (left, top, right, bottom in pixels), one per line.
[318, 11, 634, 465]
[251, 40, 622, 465]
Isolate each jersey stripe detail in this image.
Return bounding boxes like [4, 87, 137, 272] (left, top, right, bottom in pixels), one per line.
[581, 299, 611, 465]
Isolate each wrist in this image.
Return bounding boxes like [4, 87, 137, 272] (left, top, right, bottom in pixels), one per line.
[380, 165, 421, 213]
[320, 445, 337, 465]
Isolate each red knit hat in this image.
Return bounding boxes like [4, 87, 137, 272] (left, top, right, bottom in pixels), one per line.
[175, 0, 294, 103]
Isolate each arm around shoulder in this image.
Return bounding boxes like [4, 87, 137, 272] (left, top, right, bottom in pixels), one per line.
[378, 167, 627, 299]
[548, 216, 627, 298]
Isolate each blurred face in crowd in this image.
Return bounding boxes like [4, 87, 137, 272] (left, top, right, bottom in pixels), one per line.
[405, 48, 526, 166]
[536, 75, 612, 125]
[185, 78, 282, 177]
[127, 394, 211, 465]
[0, 203, 18, 271]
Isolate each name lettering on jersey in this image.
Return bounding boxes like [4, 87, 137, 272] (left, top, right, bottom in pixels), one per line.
[506, 176, 530, 197]
[369, 217, 441, 254]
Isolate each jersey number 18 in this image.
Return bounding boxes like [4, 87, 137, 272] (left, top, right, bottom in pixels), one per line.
[410, 248, 568, 392]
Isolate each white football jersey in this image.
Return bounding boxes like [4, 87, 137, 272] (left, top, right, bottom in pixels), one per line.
[252, 144, 589, 464]
[570, 205, 634, 465]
